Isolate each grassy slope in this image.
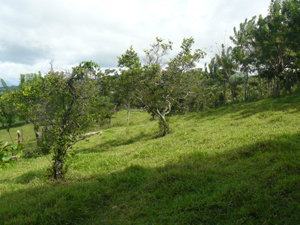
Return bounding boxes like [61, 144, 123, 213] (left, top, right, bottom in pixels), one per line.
[1, 94, 300, 224]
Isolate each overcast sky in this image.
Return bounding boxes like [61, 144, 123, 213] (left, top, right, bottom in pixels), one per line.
[0, 0, 271, 85]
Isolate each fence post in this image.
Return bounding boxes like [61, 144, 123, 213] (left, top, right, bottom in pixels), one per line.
[17, 130, 22, 145]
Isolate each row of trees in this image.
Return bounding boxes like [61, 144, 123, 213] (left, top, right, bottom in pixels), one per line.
[116, 0, 300, 127]
[209, 0, 300, 103]
[0, 37, 204, 178]
[0, 0, 299, 179]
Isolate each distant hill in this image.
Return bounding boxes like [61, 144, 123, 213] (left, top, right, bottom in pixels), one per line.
[0, 85, 19, 93]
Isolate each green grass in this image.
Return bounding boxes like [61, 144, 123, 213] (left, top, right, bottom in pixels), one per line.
[1, 95, 300, 224]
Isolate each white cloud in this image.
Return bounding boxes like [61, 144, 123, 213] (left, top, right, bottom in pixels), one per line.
[0, 0, 270, 85]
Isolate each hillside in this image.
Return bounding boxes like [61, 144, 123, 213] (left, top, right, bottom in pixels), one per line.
[1, 94, 300, 224]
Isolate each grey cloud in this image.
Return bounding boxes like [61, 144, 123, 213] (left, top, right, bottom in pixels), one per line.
[0, 40, 50, 65]
[69, 52, 119, 69]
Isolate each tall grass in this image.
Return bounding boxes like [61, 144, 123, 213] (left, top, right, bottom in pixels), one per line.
[1, 94, 300, 224]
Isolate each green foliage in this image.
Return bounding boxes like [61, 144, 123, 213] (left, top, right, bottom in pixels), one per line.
[0, 142, 23, 170]
[0, 79, 18, 133]
[39, 63, 102, 179]
[143, 37, 173, 66]
[117, 45, 140, 69]
[0, 78, 12, 93]
[136, 37, 205, 136]
[117, 46, 142, 125]
[6, 62, 105, 179]
[169, 37, 206, 72]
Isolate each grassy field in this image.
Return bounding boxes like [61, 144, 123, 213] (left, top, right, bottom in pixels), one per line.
[1, 94, 300, 224]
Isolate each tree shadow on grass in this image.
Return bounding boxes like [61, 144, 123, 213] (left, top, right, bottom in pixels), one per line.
[75, 131, 157, 155]
[1, 132, 300, 224]
[1, 169, 45, 185]
[13, 170, 45, 184]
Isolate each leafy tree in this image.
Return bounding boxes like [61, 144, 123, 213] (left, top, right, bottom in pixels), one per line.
[9, 73, 45, 140]
[282, 0, 300, 87]
[207, 57, 227, 106]
[143, 37, 173, 66]
[251, 0, 296, 94]
[185, 69, 209, 112]
[214, 44, 238, 103]
[167, 37, 206, 113]
[96, 69, 119, 126]
[117, 46, 141, 125]
[0, 79, 17, 142]
[136, 63, 173, 136]
[136, 37, 205, 136]
[17, 61, 101, 179]
[43, 62, 102, 179]
[231, 17, 257, 100]
[0, 79, 12, 93]
[168, 37, 205, 72]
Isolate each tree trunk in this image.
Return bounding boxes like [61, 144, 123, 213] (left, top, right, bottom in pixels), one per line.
[270, 78, 273, 95]
[8, 129, 14, 144]
[53, 142, 65, 180]
[276, 75, 280, 95]
[17, 130, 22, 145]
[296, 72, 300, 86]
[34, 124, 40, 139]
[259, 76, 263, 97]
[230, 82, 235, 103]
[162, 116, 168, 136]
[54, 159, 63, 180]
[203, 93, 206, 110]
[245, 72, 248, 101]
[127, 101, 130, 126]
[223, 82, 226, 104]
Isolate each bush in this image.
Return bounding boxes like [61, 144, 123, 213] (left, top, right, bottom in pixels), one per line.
[0, 142, 23, 170]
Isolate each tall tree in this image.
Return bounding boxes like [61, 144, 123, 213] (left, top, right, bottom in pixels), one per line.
[282, 0, 300, 86]
[143, 37, 173, 66]
[231, 17, 257, 100]
[214, 44, 238, 103]
[167, 37, 206, 113]
[117, 46, 141, 125]
[253, 0, 293, 94]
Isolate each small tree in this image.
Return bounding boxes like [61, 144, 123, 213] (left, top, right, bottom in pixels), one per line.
[136, 37, 205, 136]
[9, 73, 45, 140]
[38, 61, 102, 179]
